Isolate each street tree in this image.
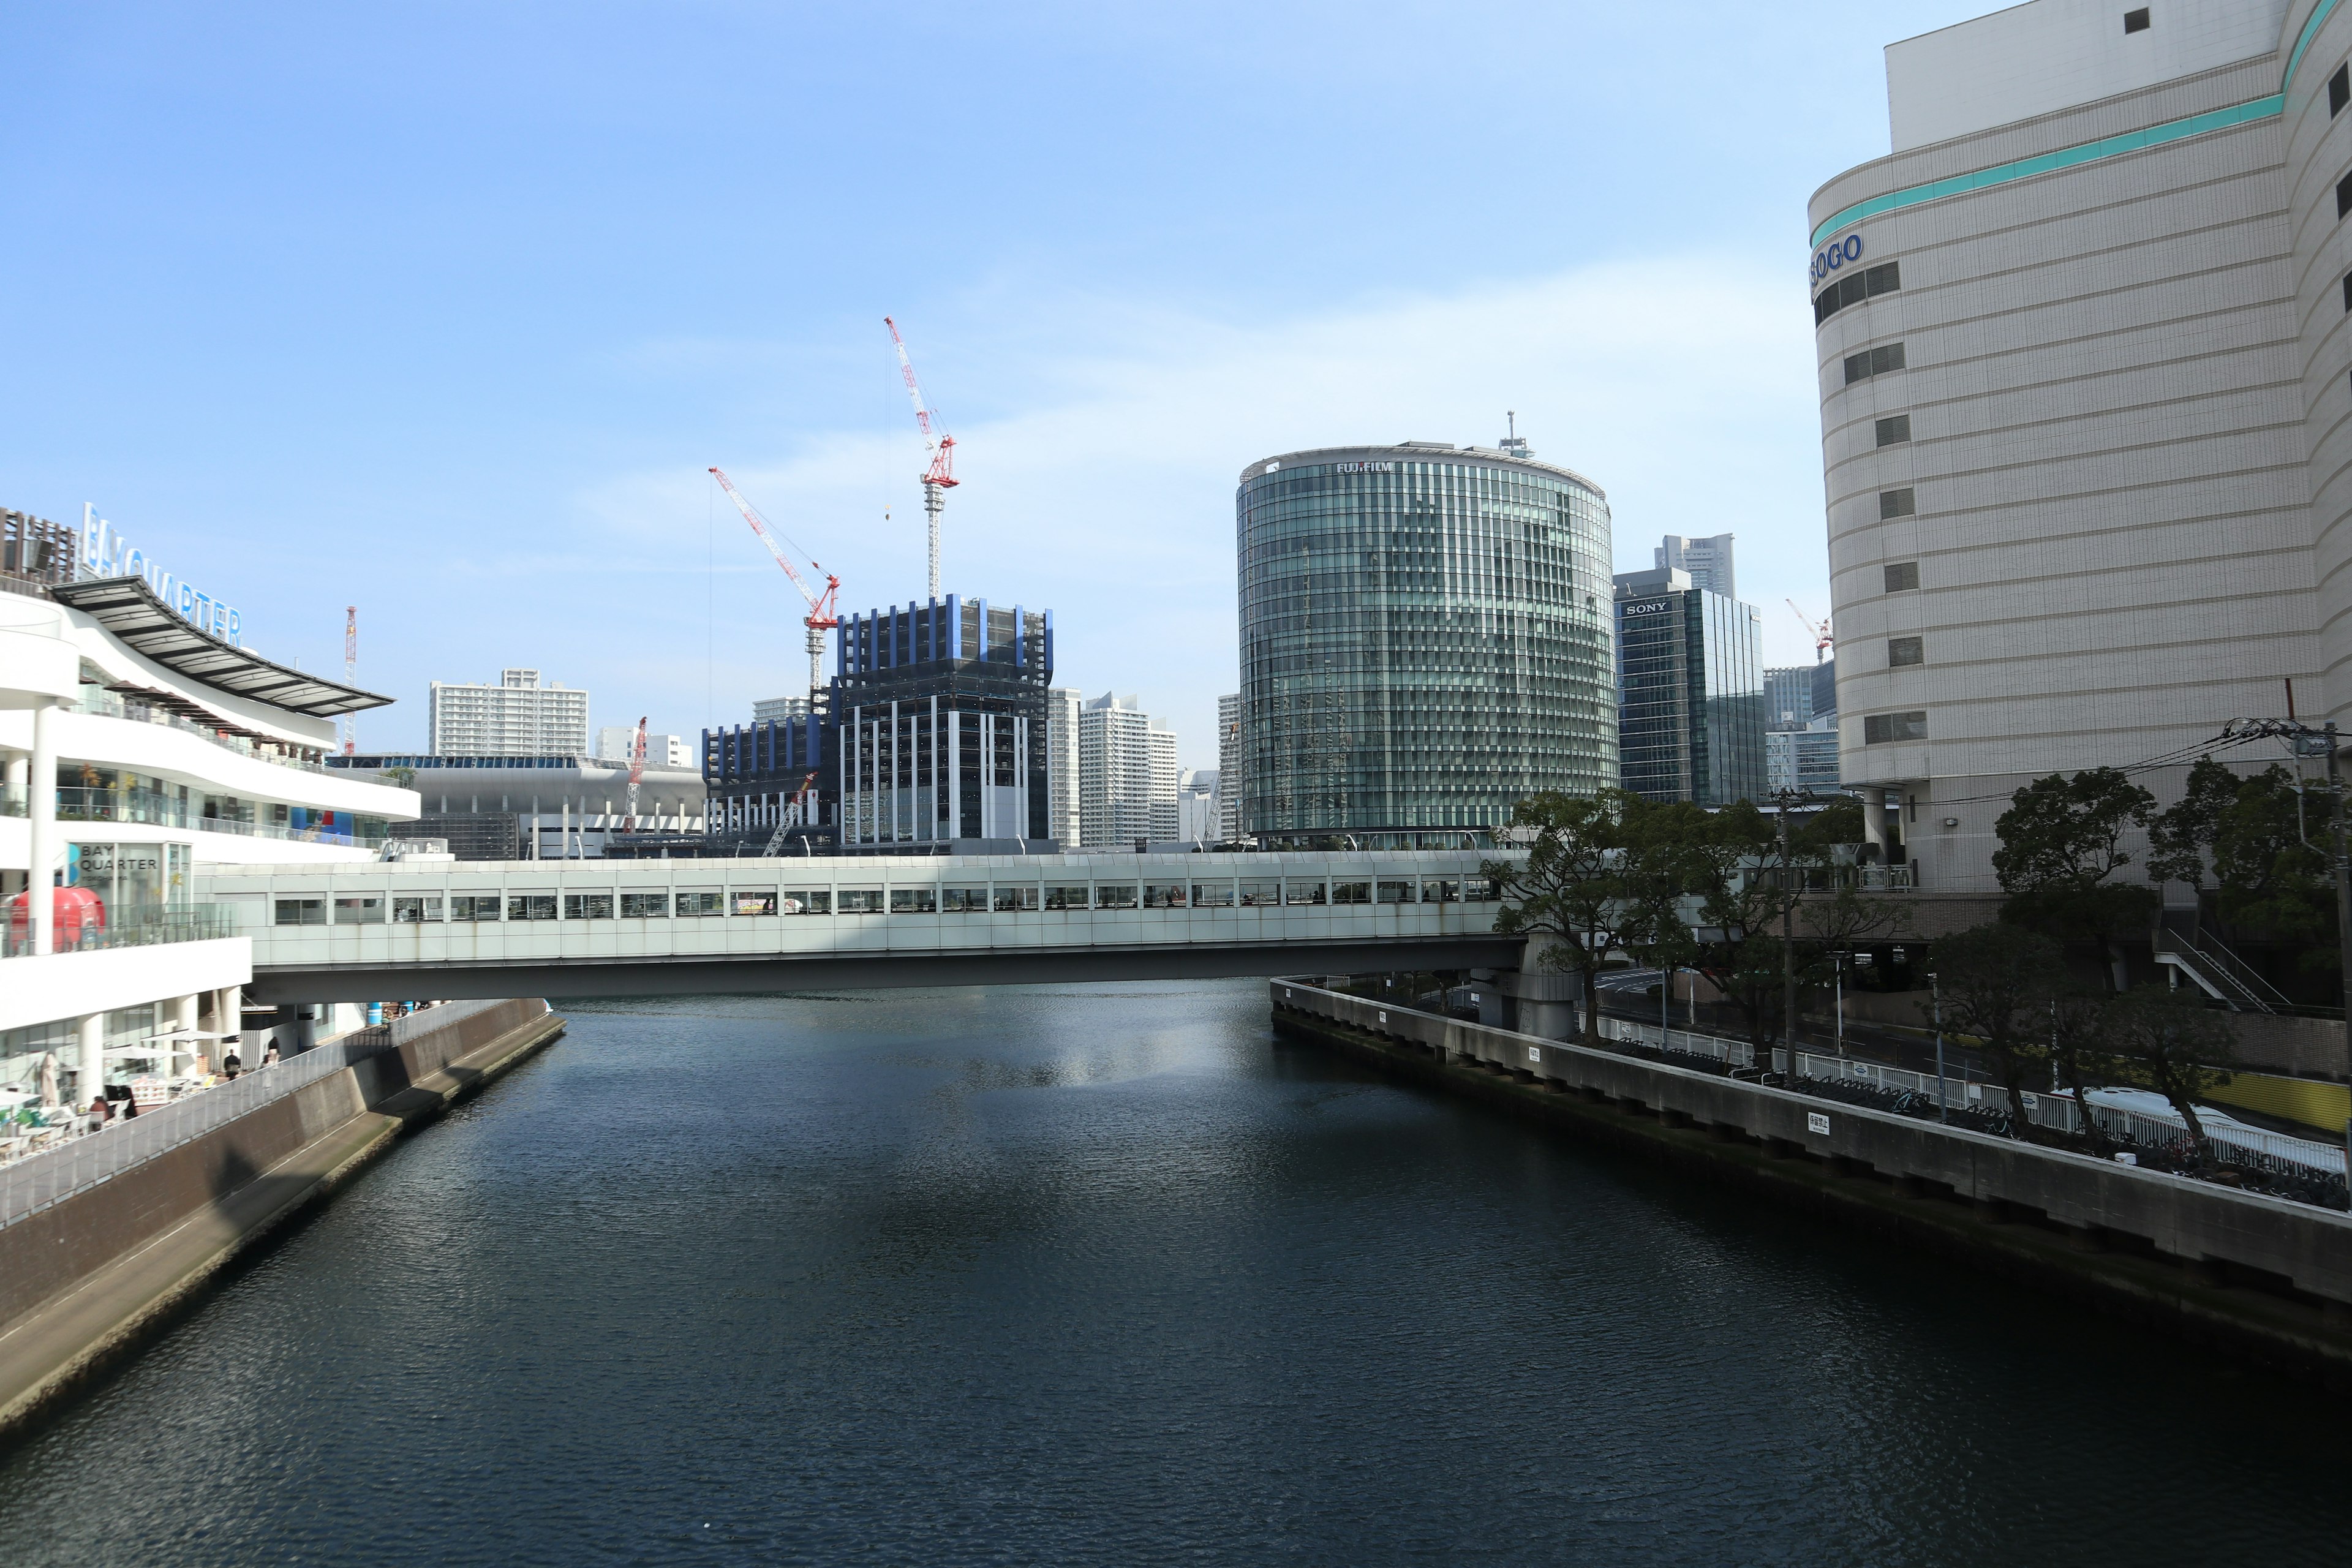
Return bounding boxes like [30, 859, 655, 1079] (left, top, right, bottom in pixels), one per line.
[1993, 767, 2160, 981]
[1928, 922, 2064, 1132]
[2101, 985, 2238, 1163]
[1488, 789, 1677, 1045]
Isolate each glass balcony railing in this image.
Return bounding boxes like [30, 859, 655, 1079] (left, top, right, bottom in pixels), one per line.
[66, 686, 334, 776]
[1, 905, 239, 960]
[25, 789, 390, 847]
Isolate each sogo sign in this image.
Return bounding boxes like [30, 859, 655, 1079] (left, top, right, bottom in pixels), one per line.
[1810, 233, 1864, 284]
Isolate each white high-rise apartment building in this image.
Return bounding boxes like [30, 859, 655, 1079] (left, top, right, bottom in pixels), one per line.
[1812, 0, 2351, 891]
[1654, 534, 1736, 600]
[1045, 686, 1082, 849]
[751, 696, 810, 725]
[1078, 693, 1178, 849]
[594, 727, 694, 769]
[427, 670, 588, 758]
[1216, 692, 1244, 842]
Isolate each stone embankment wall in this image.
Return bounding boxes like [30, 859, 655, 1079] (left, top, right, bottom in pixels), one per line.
[1274, 980, 2352, 1381]
[0, 998, 564, 1441]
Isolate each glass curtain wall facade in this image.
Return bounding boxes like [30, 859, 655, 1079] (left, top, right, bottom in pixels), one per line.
[1236, 445, 1616, 842]
[1615, 584, 1766, 806]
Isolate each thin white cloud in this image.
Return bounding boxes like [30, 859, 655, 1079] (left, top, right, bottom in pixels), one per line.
[581, 252, 1831, 767]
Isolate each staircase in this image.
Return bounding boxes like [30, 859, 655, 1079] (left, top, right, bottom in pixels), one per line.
[2153, 916, 2290, 1015]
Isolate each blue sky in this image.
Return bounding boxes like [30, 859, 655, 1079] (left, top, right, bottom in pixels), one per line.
[1, 0, 1993, 769]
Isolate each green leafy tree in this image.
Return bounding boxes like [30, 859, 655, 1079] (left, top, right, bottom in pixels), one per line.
[2209, 768, 2337, 967]
[1929, 923, 2064, 1131]
[2145, 756, 2239, 891]
[2101, 984, 2237, 1161]
[2049, 990, 2124, 1159]
[1488, 790, 1677, 1045]
[1993, 767, 2160, 975]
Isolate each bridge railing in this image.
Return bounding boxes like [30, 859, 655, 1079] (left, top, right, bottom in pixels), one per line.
[0, 999, 511, 1231]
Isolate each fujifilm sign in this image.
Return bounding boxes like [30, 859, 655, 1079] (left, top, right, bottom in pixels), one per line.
[80, 504, 243, 644]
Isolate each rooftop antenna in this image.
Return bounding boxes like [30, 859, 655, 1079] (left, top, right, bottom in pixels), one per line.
[1499, 410, 1531, 460]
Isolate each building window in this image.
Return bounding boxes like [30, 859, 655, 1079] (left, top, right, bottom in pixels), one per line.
[1875, 414, 1912, 446]
[1843, 342, 1906, 385]
[2123, 7, 2149, 32]
[393, 896, 443, 923]
[273, 898, 325, 926]
[2334, 63, 2351, 116]
[1863, 710, 1929, 744]
[732, 891, 779, 916]
[620, 892, 669, 918]
[563, 892, 614, 919]
[332, 897, 383, 925]
[888, 887, 938, 913]
[675, 891, 722, 916]
[2338, 170, 2352, 220]
[1888, 636, 1924, 667]
[449, 895, 501, 922]
[1885, 561, 1921, 592]
[1879, 488, 1917, 519]
[1812, 260, 1902, 326]
[507, 894, 556, 921]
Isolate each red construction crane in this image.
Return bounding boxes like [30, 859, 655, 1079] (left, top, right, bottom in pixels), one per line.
[1786, 598, 1833, 663]
[708, 467, 842, 701]
[884, 315, 957, 600]
[342, 606, 358, 755]
[625, 716, 648, 830]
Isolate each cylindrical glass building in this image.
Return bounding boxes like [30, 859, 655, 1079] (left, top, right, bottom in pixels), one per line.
[1235, 442, 1616, 846]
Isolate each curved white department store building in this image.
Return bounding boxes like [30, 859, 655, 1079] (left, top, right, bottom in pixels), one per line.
[1, 567, 419, 1106]
[1811, 0, 2352, 892]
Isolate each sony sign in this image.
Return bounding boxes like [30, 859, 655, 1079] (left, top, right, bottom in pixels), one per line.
[80, 504, 243, 645]
[1621, 599, 1672, 617]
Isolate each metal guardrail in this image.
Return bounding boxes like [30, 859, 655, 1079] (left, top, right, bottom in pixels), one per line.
[0, 999, 509, 1229]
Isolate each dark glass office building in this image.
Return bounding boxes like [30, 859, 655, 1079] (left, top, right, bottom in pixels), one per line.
[1613, 568, 1766, 806]
[1235, 442, 1617, 843]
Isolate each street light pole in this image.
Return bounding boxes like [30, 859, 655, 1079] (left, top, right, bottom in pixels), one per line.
[1931, 969, 1950, 1125]
[2326, 722, 2352, 1191]
[1777, 789, 1799, 1082]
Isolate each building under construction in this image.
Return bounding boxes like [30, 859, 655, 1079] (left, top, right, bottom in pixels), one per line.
[698, 594, 1057, 854]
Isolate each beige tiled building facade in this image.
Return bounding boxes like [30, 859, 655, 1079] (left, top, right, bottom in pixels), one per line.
[1812, 0, 2352, 892]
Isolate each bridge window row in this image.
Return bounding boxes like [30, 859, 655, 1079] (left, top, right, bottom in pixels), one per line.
[281, 878, 1501, 924]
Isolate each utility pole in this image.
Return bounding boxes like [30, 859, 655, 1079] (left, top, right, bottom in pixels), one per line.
[1775, 787, 1801, 1081]
[1930, 970, 1950, 1124]
[2328, 721, 2352, 1192]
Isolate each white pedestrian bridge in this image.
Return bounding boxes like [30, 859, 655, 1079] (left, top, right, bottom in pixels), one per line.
[203, 850, 1526, 1004]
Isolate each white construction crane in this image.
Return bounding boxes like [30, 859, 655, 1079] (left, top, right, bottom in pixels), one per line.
[708, 467, 841, 701]
[1786, 599, 1833, 663]
[884, 316, 957, 600]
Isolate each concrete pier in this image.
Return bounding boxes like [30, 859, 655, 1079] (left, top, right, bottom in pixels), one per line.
[0, 998, 565, 1442]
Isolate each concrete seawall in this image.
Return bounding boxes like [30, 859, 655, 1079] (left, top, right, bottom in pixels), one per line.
[0, 998, 565, 1442]
[1274, 980, 2352, 1385]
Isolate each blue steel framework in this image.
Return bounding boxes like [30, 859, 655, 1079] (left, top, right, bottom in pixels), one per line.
[1235, 447, 1617, 843]
[1614, 584, 1766, 807]
[703, 595, 1055, 849]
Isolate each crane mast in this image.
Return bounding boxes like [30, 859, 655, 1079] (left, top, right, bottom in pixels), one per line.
[884, 316, 957, 600]
[1785, 598, 1833, 663]
[708, 467, 841, 701]
[626, 716, 647, 829]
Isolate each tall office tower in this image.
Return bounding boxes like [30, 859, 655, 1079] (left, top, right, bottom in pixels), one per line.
[1813, 0, 2342, 889]
[1654, 533, 1736, 600]
[1613, 567, 1768, 807]
[1767, 722, 1843, 794]
[1178, 767, 1220, 843]
[1215, 692, 1245, 842]
[1078, 693, 1179, 848]
[1811, 657, 1837, 726]
[752, 696, 810, 725]
[1237, 442, 1616, 846]
[1046, 685, 1083, 849]
[1763, 666, 1818, 732]
[827, 595, 1053, 848]
[427, 669, 589, 758]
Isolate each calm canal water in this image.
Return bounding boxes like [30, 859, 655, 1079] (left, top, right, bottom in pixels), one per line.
[3, 980, 2347, 1565]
